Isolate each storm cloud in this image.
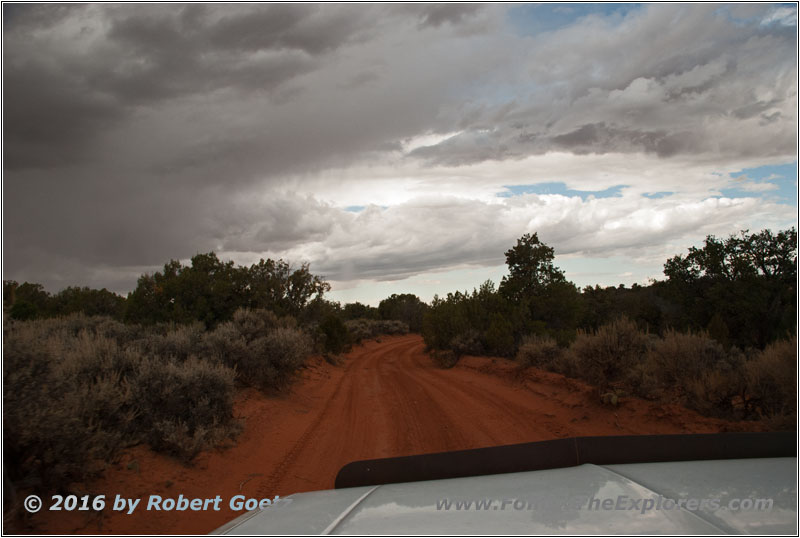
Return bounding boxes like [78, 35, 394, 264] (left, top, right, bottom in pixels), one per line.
[3, 3, 796, 300]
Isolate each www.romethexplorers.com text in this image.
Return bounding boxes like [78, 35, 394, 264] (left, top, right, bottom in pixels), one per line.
[24, 494, 291, 514]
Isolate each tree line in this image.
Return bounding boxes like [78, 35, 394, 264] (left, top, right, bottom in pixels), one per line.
[4, 227, 795, 354]
[3, 254, 427, 345]
[421, 227, 796, 358]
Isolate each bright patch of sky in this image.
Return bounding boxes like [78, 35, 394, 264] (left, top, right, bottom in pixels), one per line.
[498, 182, 626, 200]
[713, 3, 796, 27]
[557, 255, 662, 289]
[508, 3, 643, 36]
[327, 265, 509, 306]
[760, 4, 798, 26]
[327, 253, 667, 307]
[719, 162, 798, 205]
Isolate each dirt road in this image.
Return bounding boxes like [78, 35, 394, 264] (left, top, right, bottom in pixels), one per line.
[24, 334, 756, 534]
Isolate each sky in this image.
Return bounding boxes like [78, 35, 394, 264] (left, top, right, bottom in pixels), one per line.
[3, 3, 798, 306]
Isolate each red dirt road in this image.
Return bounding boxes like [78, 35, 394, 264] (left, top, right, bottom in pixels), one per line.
[21, 334, 759, 534]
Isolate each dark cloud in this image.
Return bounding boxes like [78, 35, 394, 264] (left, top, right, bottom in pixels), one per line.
[3, 62, 124, 169]
[731, 99, 785, 120]
[2, 4, 796, 294]
[414, 4, 483, 28]
[408, 5, 795, 166]
[407, 123, 704, 165]
[206, 4, 365, 54]
[100, 4, 361, 102]
[3, 4, 368, 171]
[4, 167, 217, 269]
[408, 130, 521, 166]
[551, 123, 702, 159]
[2, 3, 78, 30]
[210, 193, 342, 254]
[338, 71, 380, 90]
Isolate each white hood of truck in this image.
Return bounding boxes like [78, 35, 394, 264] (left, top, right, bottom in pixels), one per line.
[212, 457, 796, 534]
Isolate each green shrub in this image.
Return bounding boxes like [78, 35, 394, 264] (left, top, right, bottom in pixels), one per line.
[567, 317, 650, 390]
[381, 320, 411, 335]
[645, 329, 738, 387]
[10, 300, 38, 320]
[516, 334, 561, 369]
[450, 330, 484, 358]
[344, 319, 370, 342]
[431, 349, 459, 369]
[201, 321, 249, 364]
[421, 293, 472, 352]
[517, 318, 795, 424]
[682, 367, 746, 419]
[745, 337, 797, 427]
[131, 356, 239, 460]
[344, 318, 409, 343]
[635, 328, 747, 411]
[203, 311, 312, 391]
[378, 293, 426, 332]
[3, 321, 138, 490]
[484, 313, 516, 357]
[4, 355, 132, 490]
[3, 315, 240, 495]
[135, 322, 205, 361]
[231, 308, 283, 340]
[246, 328, 312, 390]
[319, 315, 351, 355]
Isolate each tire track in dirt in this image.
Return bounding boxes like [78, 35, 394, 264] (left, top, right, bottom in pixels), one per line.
[261, 337, 418, 497]
[254, 354, 355, 500]
[398, 340, 555, 443]
[409, 340, 601, 439]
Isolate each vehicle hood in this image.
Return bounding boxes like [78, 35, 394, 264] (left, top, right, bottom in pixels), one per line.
[212, 457, 796, 534]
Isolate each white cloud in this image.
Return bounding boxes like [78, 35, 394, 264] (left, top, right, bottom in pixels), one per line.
[210, 178, 794, 287]
[762, 7, 797, 27]
[731, 181, 780, 193]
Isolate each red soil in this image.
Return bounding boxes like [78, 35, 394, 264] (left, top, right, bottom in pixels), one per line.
[16, 334, 762, 534]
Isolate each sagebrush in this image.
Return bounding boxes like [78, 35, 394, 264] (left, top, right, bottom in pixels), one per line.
[513, 316, 796, 425]
[3, 315, 240, 495]
[3, 307, 316, 497]
[344, 318, 409, 343]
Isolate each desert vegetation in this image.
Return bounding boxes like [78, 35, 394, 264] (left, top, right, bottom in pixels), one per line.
[3, 253, 413, 501]
[423, 229, 796, 358]
[4, 315, 235, 493]
[3, 301, 415, 498]
[423, 228, 796, 426]
[2, 307, 321, 494]
[345, 319, 410, 342]
[3, 228, 796, 504]
[515, 319, 796, 426]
